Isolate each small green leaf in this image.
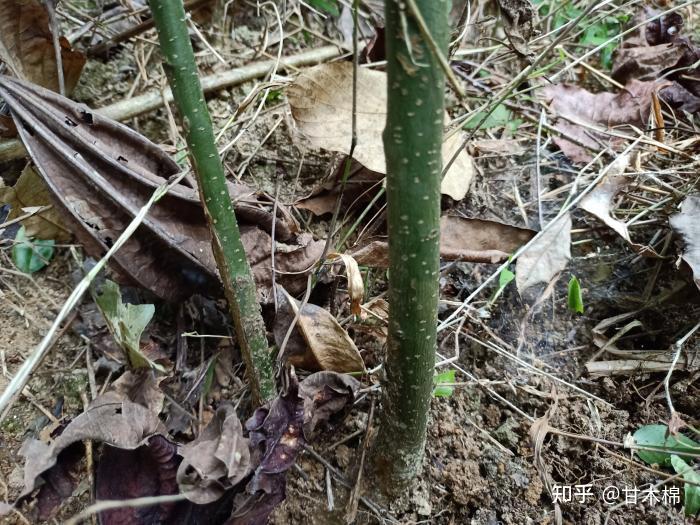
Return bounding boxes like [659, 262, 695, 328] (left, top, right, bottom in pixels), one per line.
[463, 104, 512, 130]
[12, 226, 55, 273]
[633, 425, 700, 467]
[671, 455, 700, 516]
[306, 0, 339, 16]
[568, 275, 584, 314]
[95, 280, 163, 371]
[433, 369, 456, 398]
[499, 266, 515, 289]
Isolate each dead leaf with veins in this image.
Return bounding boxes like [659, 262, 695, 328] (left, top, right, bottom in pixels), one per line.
[0, 0, 85, 94]
[177, 404, 252, 504]
[515, 213, 571, 294]
[273, 287, 366, 373]
[287, 62, 475, 200]
[0, 164, 71, 241]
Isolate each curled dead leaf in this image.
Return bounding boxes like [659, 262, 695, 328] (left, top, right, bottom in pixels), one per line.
[298, 371, 360, 438]
[273, 287, 366, 373]
[328, 252, 364, 316]
[579, 154, 660, 257]
[177, 404, 251, 504]
[0, 75, 316, 302]
[18, 371, 165, 500]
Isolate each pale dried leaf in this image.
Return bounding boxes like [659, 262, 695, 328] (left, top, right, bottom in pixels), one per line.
[328, 252, 364, 315]
[669, 194, 700, 290]
[349, 216, 535, 267]
[287, 62, 474, 199]
[580, 155, 659, 256]
[440, 215, 535, 262]
[515, 214, 571, 293]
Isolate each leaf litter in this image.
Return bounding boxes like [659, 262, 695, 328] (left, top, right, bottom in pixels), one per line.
[2, 1, 700, 524]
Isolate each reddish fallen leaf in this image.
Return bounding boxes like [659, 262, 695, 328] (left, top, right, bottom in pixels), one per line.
[0, 75, 320, 302]
[542, 80, 661, 164]
[0, 0, 85, 93]
[229, 370, 305, 525]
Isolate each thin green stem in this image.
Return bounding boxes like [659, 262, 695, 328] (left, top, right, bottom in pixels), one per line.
[148, 0, 276, 404]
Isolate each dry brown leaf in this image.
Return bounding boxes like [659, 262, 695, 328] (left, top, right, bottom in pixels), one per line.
[496, 0, 538, 59]
[515, 213, 571, 293]
[0, 0, 85, 93]
[579, 155, 660, 257]
[0, 75, 314, 303]
[541, 80, 660, 163]
[274, 287, 366, 373]
[177, 404, 251, 504]
[349, 216, 535, 267]
[287, 62, 475, 200]
[298, 371, 360, 438]
[440, 215, 535, 262]
[19, 371, 165, 499]
[0, 164, 71, 241]
[669, 194, 700, 290]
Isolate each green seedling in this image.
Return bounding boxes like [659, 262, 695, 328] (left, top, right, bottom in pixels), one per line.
[12, 226, 55, 274]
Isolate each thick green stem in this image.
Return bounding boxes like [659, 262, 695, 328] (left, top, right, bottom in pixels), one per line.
[148, 0, 275, 404]
[373, 0, 448, 492]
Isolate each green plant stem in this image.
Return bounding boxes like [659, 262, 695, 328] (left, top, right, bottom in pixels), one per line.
[372, 0, 447, 492]
[148, 0, 275, 404]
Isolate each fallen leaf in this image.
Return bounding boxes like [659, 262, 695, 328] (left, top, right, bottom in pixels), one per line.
[515, 213, 571, 293]
[542, 80, 660, 163]
[579, 155, 660, 256]
[274, 287, 366, 373]
[349, 216, 536, 267]
[328, 252, 364, 315]
[440, 215, 536, 262]
[298, 371, 360, 438]
[19, 372, 166, 500]
[177, 404, 251, 504]
[0, 0, 85, 93]
[0, 164, 70, 241]
[287, 62, 475, 199]
[0, 75, 313, 303]
[496, 0, 538, 59]
[12, 225, 54, 273]
[231, 369, 305, 524]
[669, 194, 700, 290]
[295, 163, 384, 217]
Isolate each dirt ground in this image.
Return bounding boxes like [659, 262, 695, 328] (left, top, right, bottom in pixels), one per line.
[1, 1, 699, 524]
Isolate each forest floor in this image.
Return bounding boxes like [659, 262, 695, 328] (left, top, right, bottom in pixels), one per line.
[1, 0, 699, 524]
